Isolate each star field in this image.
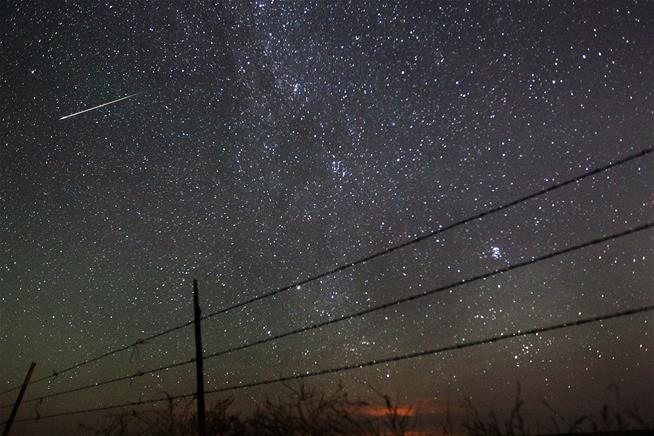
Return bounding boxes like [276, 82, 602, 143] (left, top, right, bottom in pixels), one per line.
[1, 1, 653, 434]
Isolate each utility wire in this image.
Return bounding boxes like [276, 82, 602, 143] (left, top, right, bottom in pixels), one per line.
[6, 305, 653, 424]
[6, 221, 652, 409]
[1, 146, 651, 397]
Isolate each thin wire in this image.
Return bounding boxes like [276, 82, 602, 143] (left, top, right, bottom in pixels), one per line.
[0, 359, 196, 408]
[0, 320, 194, 397]
[1, 146, 651, 397]
[7, 221, 652, 409]
[198, 147, 654, 323]
[7, 305, 653, 423]
[206, 305, 654, 394]
[199, 222, 654, 359]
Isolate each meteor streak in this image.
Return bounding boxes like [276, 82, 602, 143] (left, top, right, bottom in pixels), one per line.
[59, 93, 139, 120]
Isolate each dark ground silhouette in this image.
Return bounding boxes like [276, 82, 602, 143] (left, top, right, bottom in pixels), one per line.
[79, 382, 652, 436]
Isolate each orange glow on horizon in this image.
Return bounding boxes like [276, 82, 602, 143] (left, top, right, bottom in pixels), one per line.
[354, 400, 461, 418]
[357, 405, 416, 417]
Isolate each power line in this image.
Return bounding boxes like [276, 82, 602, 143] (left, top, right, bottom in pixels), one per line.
[7, 305, 653, 424]
[1, 146, 651, 397]
[7, 221, 652, 409]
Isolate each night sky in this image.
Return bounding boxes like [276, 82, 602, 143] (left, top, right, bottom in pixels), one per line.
[1, 1, 653, 434]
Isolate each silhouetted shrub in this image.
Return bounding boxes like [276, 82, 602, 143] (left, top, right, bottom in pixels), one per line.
[81, 382, 650, 435]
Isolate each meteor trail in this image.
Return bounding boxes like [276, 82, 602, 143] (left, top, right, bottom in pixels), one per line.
[59, 93, 139, 120]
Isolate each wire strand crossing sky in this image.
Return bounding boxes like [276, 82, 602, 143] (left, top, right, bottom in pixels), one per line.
[4, 220, 652, 410]
[6, 304, 653, 424]
[1, 146, 651, 397]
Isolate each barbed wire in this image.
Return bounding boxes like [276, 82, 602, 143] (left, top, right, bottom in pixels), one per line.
[3, 146, 650, 397]
[6, 304, 652, 424]
[5, 221, 652, 410]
